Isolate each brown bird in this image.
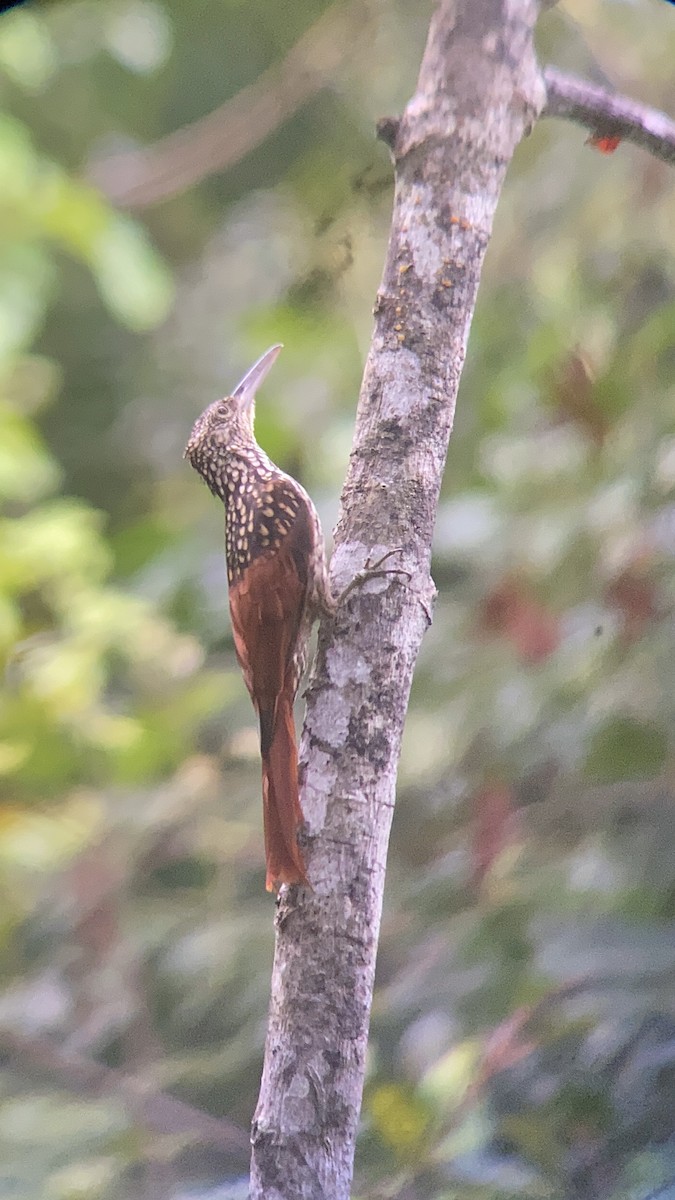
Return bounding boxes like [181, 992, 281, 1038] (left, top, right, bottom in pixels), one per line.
[185, 345, 331, 891]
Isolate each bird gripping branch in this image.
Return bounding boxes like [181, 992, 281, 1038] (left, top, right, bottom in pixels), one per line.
[185, 345, 331, 891]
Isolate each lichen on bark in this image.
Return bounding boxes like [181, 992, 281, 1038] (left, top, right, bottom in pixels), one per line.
[250, 4, 545, 1198]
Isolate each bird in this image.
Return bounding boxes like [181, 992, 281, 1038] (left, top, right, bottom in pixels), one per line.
[185, 345, 332, 891]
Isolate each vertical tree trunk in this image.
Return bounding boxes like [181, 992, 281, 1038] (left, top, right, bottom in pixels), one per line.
[250, 2, 545, 1197]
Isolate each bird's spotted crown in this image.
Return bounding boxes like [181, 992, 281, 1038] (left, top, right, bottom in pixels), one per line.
[184, 397, 252, 499]
[184, 344, 284, 500]
[185, 397, 233, 455]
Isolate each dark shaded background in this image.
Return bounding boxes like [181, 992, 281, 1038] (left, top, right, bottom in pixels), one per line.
[1, 1, 675, 1197]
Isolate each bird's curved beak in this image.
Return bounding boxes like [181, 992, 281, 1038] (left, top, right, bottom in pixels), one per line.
[231, 344, 283, 413]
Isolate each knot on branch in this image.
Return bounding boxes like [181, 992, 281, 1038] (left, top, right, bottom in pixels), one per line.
[376, 115, 401, 153]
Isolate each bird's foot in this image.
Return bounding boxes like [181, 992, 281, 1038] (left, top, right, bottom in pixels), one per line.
[335, 548, 411, 608]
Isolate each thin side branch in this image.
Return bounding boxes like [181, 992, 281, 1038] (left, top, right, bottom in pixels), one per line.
[90, 0, 372, 209]
[544, 66, 675, 166]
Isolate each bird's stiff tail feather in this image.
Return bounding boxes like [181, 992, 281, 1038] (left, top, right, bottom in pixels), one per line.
[261, 695, 308, 891]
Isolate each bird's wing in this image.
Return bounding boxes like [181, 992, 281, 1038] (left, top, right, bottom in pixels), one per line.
[228, 487, 314, 753]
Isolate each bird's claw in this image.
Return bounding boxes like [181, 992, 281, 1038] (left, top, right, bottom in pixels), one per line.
[363, 547, 407, 574]
[336, 548, 411, 607]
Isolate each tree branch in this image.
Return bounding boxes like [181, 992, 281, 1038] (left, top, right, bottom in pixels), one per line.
[249, 2, 545, 1197]
[0, 1027, 250, 1159]
[89, 0, 372, 210]
[543, 66, 675, 166]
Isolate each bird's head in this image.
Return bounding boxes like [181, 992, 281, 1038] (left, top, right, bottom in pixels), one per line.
[184, 344, 282, 486]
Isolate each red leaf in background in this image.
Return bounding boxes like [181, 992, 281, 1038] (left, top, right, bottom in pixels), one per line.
[480, 578, 560, 663]
[551, 352, 608, 445]
[477, 1005, 537, 1087]
[586, 132, 622, 154]
[472, 782, 521, 885]
[70, 847, 122, 963]
[605, 563, 659, 642]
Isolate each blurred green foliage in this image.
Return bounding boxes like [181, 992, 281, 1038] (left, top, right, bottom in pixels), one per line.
[0, 0, 675, 1197]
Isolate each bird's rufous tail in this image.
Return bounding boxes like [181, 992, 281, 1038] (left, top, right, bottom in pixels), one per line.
[260, 694, 308, 891]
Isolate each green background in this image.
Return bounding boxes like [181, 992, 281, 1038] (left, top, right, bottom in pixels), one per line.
[1, 1, 675, 1197]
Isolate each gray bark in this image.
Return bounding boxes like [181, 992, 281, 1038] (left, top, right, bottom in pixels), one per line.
[250, 2, 545, 1197]
[544, 66, 675, 166]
